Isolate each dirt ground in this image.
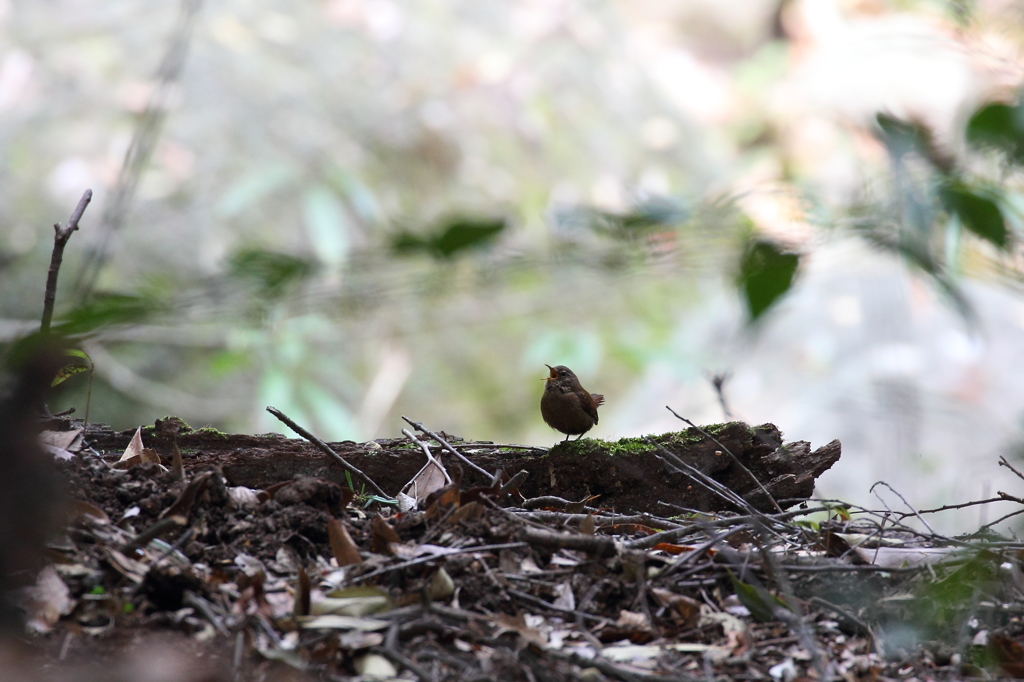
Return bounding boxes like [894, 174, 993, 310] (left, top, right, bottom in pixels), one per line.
[6, 417, 1024, 681]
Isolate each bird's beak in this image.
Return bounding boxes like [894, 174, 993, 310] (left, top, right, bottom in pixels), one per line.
[545, 364, 556, 381]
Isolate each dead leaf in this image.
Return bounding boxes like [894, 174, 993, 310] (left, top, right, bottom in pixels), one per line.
[404, 457, 450, 505]
[228, 486, 260, 509]
[992, 634, 1024, 678]
[19, 566, 73, 633]
[39, 429, 83, 460]
[446, 500, 481, 524]
[427, 567, 455, 600]
[313, 586, 391, 616]
[370, 514, 400, 555]
[294, 567, 311, 617]
[552, 581, 575, 611]
[616, 609, 649, 631]
[424, 484, 461, 520]
[170, 438, 184, 481]
[353, 652, 397, 677]
[650, 587, 701, 629]
[494, 612, 547, 648]
[328, 518, 363, 566]
[159, 470, 213, 521]
[578, 514, 595, 536]
[67, 498, 110, 524]
[118, 426, 145, 463]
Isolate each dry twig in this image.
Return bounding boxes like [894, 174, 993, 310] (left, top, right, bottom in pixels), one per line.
[266, 405, 389, 499]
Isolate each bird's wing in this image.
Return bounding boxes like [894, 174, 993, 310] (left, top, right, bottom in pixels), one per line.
[583, 393, 602, 424]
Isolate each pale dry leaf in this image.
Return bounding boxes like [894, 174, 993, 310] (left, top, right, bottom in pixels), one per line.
[552, 581, 575, 611]
[19, 565, 73, 633]
[119, 427, 145, 463]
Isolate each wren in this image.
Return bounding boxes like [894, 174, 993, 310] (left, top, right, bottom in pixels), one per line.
[540, 364, 605, 441]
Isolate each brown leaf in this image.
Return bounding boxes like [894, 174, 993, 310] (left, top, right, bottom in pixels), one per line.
[446, 501, 481, 524]
[159, 470, 213, 521]
[424, 483, 461, 520]
[578, 514, 595, 536]
[651, 588, 701, 629]
[67, 498, 110, 524]
[992, 634, 1024, 678]
[370, 515, 400, 555]
[493, 612, 547, 648]
[294, 567, 311, 617]
[328, 518, 363, 566]
[170, 438, 184, 482]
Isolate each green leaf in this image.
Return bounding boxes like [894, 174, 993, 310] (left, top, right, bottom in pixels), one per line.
[64, 349, 91, 361]
[51, 363, 90, 387]
[966, 102, 1024, 162]
[433, 218, 505, 257]
[727, 570, 789, 623]
[227, 248, 316, 299]
[737, 239, 800, 322]
[54, 293, 157, 335]
[940, 183, 1011, 250]
[392, 217, 505, 258]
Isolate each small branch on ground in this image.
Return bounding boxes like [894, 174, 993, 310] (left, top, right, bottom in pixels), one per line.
[401, 415, 493, 480]
[665, 406, 783, 514]
[870, 480, 936, 536]
[266, 405, 390, 500]
[41, 189, 93, 333]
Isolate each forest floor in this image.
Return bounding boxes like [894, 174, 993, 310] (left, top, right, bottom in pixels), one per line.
[6, 417, 1024, 682]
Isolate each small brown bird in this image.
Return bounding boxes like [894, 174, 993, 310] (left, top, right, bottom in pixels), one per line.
[540, 364, 605, 442]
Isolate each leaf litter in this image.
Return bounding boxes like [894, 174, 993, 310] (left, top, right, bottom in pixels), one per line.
[8, 419, 1024, 681]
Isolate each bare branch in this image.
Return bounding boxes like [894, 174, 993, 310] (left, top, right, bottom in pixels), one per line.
[41, 189, 92, 333]
[266, 405, 390, 500]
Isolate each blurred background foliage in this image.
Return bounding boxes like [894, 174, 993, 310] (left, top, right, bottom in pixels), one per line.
[4, 0, 1024, 531]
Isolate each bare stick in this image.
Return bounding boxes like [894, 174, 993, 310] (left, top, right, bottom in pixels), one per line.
[401, 416, 492, 480]
[901, 495, 1023, 517]
[1000, 456, 1024, 484]
[266, 406, 389, 499]
[401, 427, 453, 485]
[41, 189, 92, 333]
[706, 371, 734, 420]
[665, 406, 784, 514]
[870, 481, 936, 536]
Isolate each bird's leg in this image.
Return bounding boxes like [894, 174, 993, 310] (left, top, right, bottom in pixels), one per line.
[563, 434, 570, 443]
[574, 433, 584, 441]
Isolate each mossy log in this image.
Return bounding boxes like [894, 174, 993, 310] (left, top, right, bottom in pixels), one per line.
[78, 420, 839, 515]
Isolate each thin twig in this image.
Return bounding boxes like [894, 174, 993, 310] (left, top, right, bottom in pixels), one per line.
[1000, 456, 1024, 484]
[266, 406, 389, 499]
[706, 371, 733, 420]
[74, 0, 203, 301]
[980, 506, 1024, 532]
[41, 189, 92, 333]
[402, 428, 453, 485]
[447, 443, 548, 452]
[401, 416, 492, 480]
[906, 495, 1024, 517]
[349, 542, 528, 584]
[665, 406, 784, 514]
[870, 481, 936, 536]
